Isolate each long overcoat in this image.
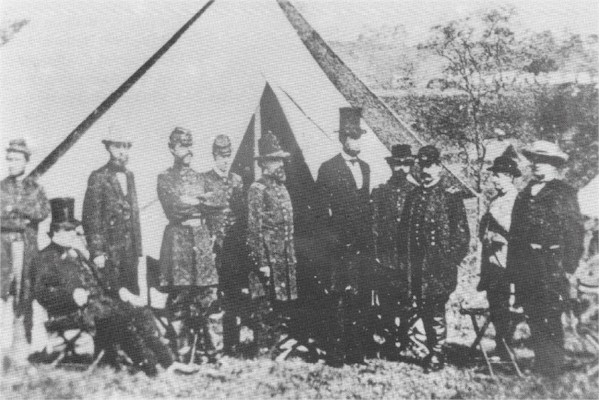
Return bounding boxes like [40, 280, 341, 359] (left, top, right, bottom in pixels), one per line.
[247, 176, 298, 302]
[1, 176, 50, 311]
[507, 179, 584, 304]
[82, 162, 142, 294]
[371, 174, 416, 290]
[157, 165, 216, 287]
[398, 181, 470, 303]
[315, 154, 374, 293]
[201, 169, 245, 288]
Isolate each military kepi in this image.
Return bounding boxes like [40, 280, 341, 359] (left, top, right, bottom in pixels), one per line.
[337, 107, 366, 139]
[417, 145, 441, 167]
[169, 127, 193, 147]
[255, 131, 290, 160]
[50, 197, 80, 229]
[213, 134, 232, 157]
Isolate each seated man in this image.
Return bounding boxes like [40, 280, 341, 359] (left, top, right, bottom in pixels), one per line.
[33, 198, 189, 375]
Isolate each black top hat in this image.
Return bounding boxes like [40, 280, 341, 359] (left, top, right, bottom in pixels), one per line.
[385, 144, 414, 165]
[50, 198, 80, 229]
[336, 107, 366, 139]
[255, 131, 290, 160]
[417, 145, 441, 167]
[213, 134, 232, 157]
[488, 155, 522, 177]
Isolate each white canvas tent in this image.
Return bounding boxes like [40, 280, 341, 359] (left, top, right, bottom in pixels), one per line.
[579, 175, 599, 218]
[1, 0, 394, 263]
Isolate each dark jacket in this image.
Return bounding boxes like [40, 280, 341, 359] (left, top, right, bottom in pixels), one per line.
[398, 180, 470, 302]
[1, 176, 50, 305]
[82, 162, 142, 293]
[315, 153, 374, 292]
[507, 179, 584, 302]
[157, 165, 216, 287]
[33, 242, 102, 316]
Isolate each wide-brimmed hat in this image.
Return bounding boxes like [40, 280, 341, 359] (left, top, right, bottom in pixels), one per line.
[255, 131, 290, 160]
[6, 138, 32, 158]
[102, 127, 132, 147]
[417, 145, 441, 167]
[335, 107, 366, 139]
[522, 140, 568, 166]
[488, 155, 521, 177]
[168, 127, 193, 148]
[385, 144, 414, 165]
[213, 134, 232, 157]
[49, 198, 80, 230]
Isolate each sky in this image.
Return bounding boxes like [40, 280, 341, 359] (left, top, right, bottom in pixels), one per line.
[295, 0, 598, 44]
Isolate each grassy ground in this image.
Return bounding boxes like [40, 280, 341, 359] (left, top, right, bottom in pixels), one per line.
[1, 351, 598, 399]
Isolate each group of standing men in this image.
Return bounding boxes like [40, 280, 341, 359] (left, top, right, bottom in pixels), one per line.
[0, 106, 584, 377]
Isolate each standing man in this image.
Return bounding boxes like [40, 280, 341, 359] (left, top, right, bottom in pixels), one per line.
[157, 127, 223, 359]
[1, 138, 50, 364]
[82, 131, 142, 295]
[398, 145, 470, 371]
[507, 141, 584, 376]
[371, 144, 417, 357]
[315, 107, 374, 367]
[201, 135, 245, 355]
[477, 156, 521, 359]
[247, 131, 298, 352]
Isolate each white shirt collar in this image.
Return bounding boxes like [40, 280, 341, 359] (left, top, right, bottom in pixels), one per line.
[340, 151, 359, 162]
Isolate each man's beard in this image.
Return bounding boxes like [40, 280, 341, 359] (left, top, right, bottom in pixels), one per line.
[343, 147, 360, 158]
[267, 166, 287, 183]
[111, 156, 129, 167]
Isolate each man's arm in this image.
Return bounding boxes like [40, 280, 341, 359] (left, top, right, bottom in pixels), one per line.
[561, 187, 585, 274]
[156, 173, 201, 222]
[33, 256, 78, 314]
[448, 192, 470, 266]
[82, 172, 107, 260]
[247, 183, 267, 270]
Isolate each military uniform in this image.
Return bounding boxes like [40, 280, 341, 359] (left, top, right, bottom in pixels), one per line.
[202, 155, 245, 353]
[34, 242, 173, 374]
[508, 179, 583, 373]
[82, 161, 142, 295]
[157, 127, 222, 357]
[398, 149, 470, 365]
[371, 170, 417, 354]
[477, 156, 521, 353]
[1, 174, 50, 342]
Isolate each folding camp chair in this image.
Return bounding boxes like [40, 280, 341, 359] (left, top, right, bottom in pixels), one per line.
[146, 256, 221, 365]
[44, 309, 104, 371]
[568, 279, 599, 376]
[459, 303, 525, 378]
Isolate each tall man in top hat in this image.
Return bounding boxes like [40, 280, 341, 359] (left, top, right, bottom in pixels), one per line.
[201, 135, 245, 354]
[1, 138, 50, 364]
[34, 198, 186, 376]
[82, 131, 142, 295]
[315, 107, 374, 366]
[371, 144, 418, 357]
[247, 131, 298, 352]
[157, 127, 224, 358]
[477, 156, 521, 358]
[507, 141, 584, 376]
[398, 145, 470, 371]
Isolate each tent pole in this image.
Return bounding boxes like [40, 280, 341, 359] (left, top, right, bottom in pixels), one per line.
[28, 0, 216, 179]
[277, 0, 480, 199]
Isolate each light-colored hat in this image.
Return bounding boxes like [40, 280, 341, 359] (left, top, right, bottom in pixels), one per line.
[522, 140, 568, 165]
[6, 138, 32, 157]
[102, 127, 132, 146]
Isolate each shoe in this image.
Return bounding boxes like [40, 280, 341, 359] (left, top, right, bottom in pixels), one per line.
[424, 353, 444, 372]
[167, 361, 200, 375]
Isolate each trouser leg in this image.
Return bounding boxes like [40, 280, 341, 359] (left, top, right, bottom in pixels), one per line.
[197, 287, 223, 355]
[488, 285, 511, 345]
[421, 301, 447, 356]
